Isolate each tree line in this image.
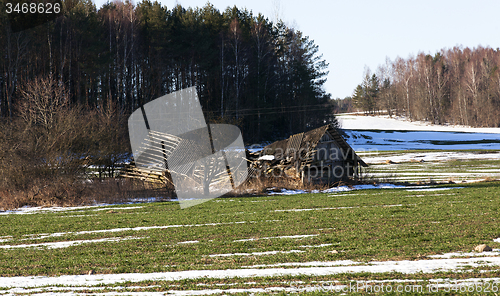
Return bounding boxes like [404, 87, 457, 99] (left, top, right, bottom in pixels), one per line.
[0, 0, 334, 207]
[0, 0, 333, 143]
[351, 46, 500, 127]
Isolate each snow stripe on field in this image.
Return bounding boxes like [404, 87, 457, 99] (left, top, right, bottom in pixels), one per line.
[428, 251, 500, 258]
[363, 151, 500, 164]
[275, 204, 404, 212]
[2, 257, 500, 288]
[92, 206, 144, 211]
[0, 236, 144, 249]
[275, 206, 354, 212]
[177, 240, 199, 245]
[165, 277, 500, 295]
[18, 221, 250, 241]
[0, 285, 160, 295]
[268, 183, 405, 196]
[368, 171, 498, 176]
[0, 204, 149, 215]
[241, 260, 360, 268]
[2, 278, 500, 295]
[298, 243, 336, 248]
[406, 187, 465, 192]
[233, 234, 318, 242]
[208, 250, 305, 257]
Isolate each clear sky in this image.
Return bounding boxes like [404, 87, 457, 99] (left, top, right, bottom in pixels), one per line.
[92, 0, 500, 99]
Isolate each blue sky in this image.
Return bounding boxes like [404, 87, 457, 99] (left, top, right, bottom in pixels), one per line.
[92, 0, 500, 99]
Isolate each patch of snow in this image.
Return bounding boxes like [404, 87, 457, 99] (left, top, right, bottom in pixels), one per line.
[0, 205, 102, 215]
[320, 186, 352, 193]
[324, 183, 404, 193]
[494, 238, 500, 243]
[275, 204, 405, 213]
[177, 240, 199, 245]
[406, 187, 465, 192]
[242, 260, 360, 268]
[428, 251, 500, 258]
[326, 193, 363, 197]
[0, 203, 156, 215]
[268, 183, 405, 196]
[274, 206, 354, 212]
[58, 214, 99, 218]
[0, 237, 12, 243]
[208, 250, 305, 257]
[364, 151, 500, 164]
[233, 234, 318, 242]
[268, 189, 309, 195]
[298, 244, 336, 248]
[258, 155, 275, 161]
[1, 285, 160, 295]
[369, 172, 498, 177]
[0, 236, 144, 250]
[464, 178, 500, 183]
[92, 206, 143, 211]
[19, 221, 249, 241]
[1, 257, 500, 288]
[144, 278, 500, 295]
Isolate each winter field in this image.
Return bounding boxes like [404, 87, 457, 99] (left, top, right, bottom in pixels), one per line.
[340, 114, 500, 184]
[1, 115, 500, 295]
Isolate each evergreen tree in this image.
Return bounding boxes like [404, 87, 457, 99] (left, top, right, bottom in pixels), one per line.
[0, 0, 336, 143]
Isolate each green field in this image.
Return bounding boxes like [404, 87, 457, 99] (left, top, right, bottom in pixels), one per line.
[1, 178, 500, 294]
[365, 158, 500, 183]
[357, 150, 500, 184]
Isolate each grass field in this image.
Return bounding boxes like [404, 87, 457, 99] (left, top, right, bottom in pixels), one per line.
[1, 176, 500, 294]
[360, 151, 500, 184]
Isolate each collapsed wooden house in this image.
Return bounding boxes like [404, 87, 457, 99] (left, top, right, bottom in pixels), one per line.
[122, 123, 367, 187]
[249, 124, 368, 184]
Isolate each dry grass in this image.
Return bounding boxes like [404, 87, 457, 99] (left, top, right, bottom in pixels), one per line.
[229, 172, 332, 197]
[482, 176, 499, 182]
[0, 76, 135, 211]
[0, 177, 176, 211]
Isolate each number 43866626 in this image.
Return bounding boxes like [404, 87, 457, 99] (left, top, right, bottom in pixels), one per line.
[6, 2, 61, 14]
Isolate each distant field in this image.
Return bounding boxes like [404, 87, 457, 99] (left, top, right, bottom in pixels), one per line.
[339, 114, 500, 184]
[344, 129, 500, 151]
[359, 151, 500, 184]
[1, 180, 499, 294]
[339, 114, 500, 151]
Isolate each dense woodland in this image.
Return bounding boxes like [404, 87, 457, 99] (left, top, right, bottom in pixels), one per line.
[0, 0, 334, 206]
[352, 46, 500, 127]
[0, 0, 333, 143]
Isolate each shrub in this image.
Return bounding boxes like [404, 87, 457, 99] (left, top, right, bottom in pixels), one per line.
[0, 75, 134, 209]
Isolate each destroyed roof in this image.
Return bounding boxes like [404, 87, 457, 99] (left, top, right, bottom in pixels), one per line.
[259, 124, 368, 167]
